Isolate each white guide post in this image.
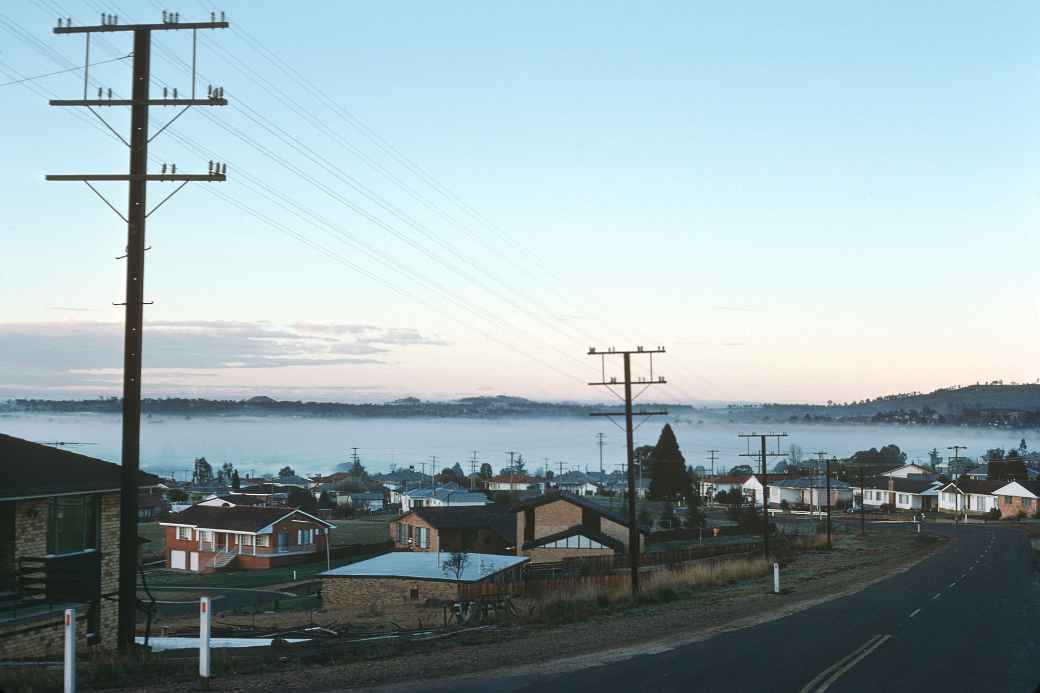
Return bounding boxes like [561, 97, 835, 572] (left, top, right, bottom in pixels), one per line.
[199, 596, 211, 687]
[63, 608, 76, 693]
[773, 562, 780, 594]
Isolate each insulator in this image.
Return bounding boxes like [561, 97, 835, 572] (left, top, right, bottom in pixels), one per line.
[57, 18, 62, 27]
[163, 87, 168, 98]
[208, 160, 213, 172]
[221, 11, 226, 21]
[222, 163, 227, 174]
[171, 164, 177, 174]
[114, 15, 118, 24]
[174, 12, 179, 22]
[107, 88, 112, 98]
[211, 12, 216, 22]
[173, 88, 178, 98]
[66, 17, 71, 26]
[207, 84, 212, 96]
[101, 13, 106, 24]
[97, 87, 102, 98]
[162, 10, 167, 22]
[161, 164, 167, 174]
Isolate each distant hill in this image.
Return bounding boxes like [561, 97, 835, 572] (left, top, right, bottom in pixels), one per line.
[3, 394, 694, 419]
[713, 383, 1040, 428]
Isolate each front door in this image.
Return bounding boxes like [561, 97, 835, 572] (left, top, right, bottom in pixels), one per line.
[277, 533, 288, 552]
[190, 552, 199, 572]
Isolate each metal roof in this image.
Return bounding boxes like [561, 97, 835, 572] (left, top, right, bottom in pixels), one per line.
[320, 551, 527, 582]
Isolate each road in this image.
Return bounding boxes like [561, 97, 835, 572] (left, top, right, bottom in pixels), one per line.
[368, 525, 1040, 693]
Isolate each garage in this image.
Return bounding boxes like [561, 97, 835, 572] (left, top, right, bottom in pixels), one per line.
[170, 550, 186, 570]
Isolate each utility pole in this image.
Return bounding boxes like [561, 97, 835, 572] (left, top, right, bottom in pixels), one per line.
[826, 457, 834, 549]
[812, 451, 828, 517]
[947, 445, 966, 478]
[738, 433, 787, 559]
[589, 346, 667, 596]
[859, 464, 866, 535]
[557, 460, 566, 477]
[707, 450, 719, 478]
[505, 451, 518, 491]
[48, 11, 228, 652]
[596, 432, 606, 477]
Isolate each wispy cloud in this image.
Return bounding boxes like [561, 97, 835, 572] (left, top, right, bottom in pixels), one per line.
[0, 320, 447, 396]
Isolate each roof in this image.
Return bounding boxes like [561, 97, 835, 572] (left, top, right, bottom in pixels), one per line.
[349, 492, 384, 501]
[161, 505, 334, 532]
[521, 525, 625, 552]
[858, 478, 939, 494]
[941, 479, 1006, 495]
[487, 474, 540, 485]
[403, 487, 488, 503]
[407, 505, 516, 544]
[320, 551, 527, 582]
[269, 474, 311, 487]
[772, 476, 851, 490]
[0, 433, 160, 501]
[510, 491, 649, 533]
[711, 474, 754, 485]
[206, 493, 265, 506]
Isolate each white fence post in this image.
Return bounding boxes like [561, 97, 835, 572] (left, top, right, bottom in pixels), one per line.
[63, 608, 76, 693]
[773, 562, 780, 594]
[199, 596, 211, 688]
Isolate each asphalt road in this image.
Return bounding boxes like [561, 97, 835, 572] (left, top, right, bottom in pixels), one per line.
[370, 525, 1040, 693]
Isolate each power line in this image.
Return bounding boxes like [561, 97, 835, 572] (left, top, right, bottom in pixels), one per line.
[0, 52, 130, 87]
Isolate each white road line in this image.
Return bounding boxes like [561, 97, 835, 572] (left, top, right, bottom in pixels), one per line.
[908, 608, 921, 619]
[816, 635, 893, 692]
[798, 635, 886, 693]
[932, 593, 942, 600]
[948, 582, 957, 588]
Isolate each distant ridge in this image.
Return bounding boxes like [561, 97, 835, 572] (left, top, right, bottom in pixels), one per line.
[2, 394, 693, 419]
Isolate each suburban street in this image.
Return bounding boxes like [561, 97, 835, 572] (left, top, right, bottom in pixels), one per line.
[367, 525, 1040, 693]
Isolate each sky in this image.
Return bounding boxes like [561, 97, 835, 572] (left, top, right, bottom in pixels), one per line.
[1, 1, 1039, 405]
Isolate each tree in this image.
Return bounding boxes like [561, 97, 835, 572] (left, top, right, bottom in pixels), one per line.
[729, 464, 753, 476]
[772, 460, 789, 474]
[787, 444, 803, 469]
[441, 551, 470, 583]
[849, 445, 906, 472]
[349, 458, 367, 480]
[285, 487, 317, 513]
[634, 445, 655, 478]
[1019, 438, 1029, 455]
[217, 461, 235, 484]
[647, 424, 693, 501]
[1006, 450, 1028, 481]
[479, 462, 493, 478]
[317, 491, 334, 509]
[168, 488, 188, 502]
[928, 448, 941, 470]
[278, 466, 296, 478]
[231, 469, 240, 490]
[451, 462, 465, 482]
[988, 458, 1008, 482]
[513, 454, 527, 474]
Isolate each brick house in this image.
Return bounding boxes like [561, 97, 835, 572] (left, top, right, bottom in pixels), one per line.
[320, 551, 527, 626]
[0, 434, 158, 659]
[511, 492, 646, 564]
[390, 505, 516, 554]
[937, 479, 1003, 515]
[160, 505, 334, 573]
[991, 480, 1040, 518]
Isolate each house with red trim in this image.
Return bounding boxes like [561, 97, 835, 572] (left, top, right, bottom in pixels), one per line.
[160, 505, 334, 573]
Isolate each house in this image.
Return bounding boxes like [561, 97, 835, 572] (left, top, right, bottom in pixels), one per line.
[0, 434, 159, 658]
[606, 477, 651, 498]
[552, 471, 600, 496]
[137, 493, 166, 521]
[991, 480, 1040, 519]
[320, 552, 527, 626]
[769, 477, 852, 508]
[197, 493, 268, 508]
[486, 474, 540, 492]
[390, 505, 516, 554]
[964, 465, 989, 481]
[400, 487, 489, 512]
[710, 474, 762, 504]
[937, 479, 1003, 515]
[511, 492, 646, 564]
[853, 478, 941, 511]
[346, 492, 385, 512]
[266, 474, 312, 489]
[881, 464, 937, 480]
[160, 505, 335, 572]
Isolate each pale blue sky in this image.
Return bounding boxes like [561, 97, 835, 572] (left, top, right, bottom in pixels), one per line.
[1, 1, 1038, 403]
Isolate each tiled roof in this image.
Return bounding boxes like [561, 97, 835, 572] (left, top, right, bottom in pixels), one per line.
[409, 505, 516, 544]
[161, 505, 333, 532]
[510, 491, 649, 533]
[0, 433, 160, 500]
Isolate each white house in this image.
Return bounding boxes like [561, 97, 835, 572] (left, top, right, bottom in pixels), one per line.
[937, 479, 1002, 515]
[881, 464, 936, 480]
[770, 477, 852, 508]
[400, 487, 489, 512]
[485, 474, 540, 492]
[553, 471, 600, 496]
[853, 478, 941, 511]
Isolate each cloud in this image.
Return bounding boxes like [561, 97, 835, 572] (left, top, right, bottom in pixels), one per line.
[0, 320, 447, 396]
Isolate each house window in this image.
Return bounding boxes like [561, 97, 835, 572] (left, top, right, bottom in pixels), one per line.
[240, 534, 253, 546]
[298, 529, 314, 545]
[47, 495, 99, 555]
[198, 529, 214, 543]
[1004, 496, 1013, 505]
[417, 527, 429, 549]
[176, 526, 192, 540]
[1024, 498, 1033, 509]
[409, 587, 419, 600]
[256, 535, 270, 548]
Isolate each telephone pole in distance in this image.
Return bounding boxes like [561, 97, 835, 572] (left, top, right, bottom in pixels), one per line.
[738, 432, 787, 559]
[47, 11, 228, 652]
[589, 345, 667, 595]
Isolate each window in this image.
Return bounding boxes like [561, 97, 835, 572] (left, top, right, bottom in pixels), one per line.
[1023, 498, 1033, 509]
[240, 533, 253, 546]
[47, 495, 98, 555]
[1004, 496, 1013, 505]
[176, 526, 192, 540]
[418, 526, 429, 549]
[198, 529, 214, 543]
[409, 587, 419, 600]
[298, 529, 314, 545]
[256, 535, 270, 547]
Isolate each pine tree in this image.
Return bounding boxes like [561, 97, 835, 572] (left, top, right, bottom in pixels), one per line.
[647, 424, 692, 501]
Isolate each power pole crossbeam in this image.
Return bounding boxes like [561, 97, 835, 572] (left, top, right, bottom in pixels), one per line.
[738, 432, 787, 559]
[47, 13, 228, 653]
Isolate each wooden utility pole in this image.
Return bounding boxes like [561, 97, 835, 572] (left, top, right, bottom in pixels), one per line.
[588, 346, 667, 596]
[738, 433, 787, 559]
[596, 432, 606, 477]
[47, 11, 228, 652]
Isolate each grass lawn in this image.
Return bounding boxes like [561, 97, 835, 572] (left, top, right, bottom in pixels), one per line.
[327, 516, 393, 545]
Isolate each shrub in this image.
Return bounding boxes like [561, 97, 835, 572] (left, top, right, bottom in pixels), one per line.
[1016, 509, 1027, 521]
[985, 508, 1001, 521]
[780, 500, 790, 513]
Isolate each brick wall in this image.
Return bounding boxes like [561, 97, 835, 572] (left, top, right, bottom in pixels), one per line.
[0, 609, 87, 660]
[321, 577, 457, 627]
[998, 495, 1039, 519]
[13, 499, 48, 566]
[98, 493, 120, 647]
[390, 516, 440, 552]
[522, 546, 614, 563]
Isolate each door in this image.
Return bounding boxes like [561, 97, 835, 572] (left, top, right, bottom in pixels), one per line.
[190, 552, 199, 572]
[170, 550, 186, 570]
[277, 533, 289, 552]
